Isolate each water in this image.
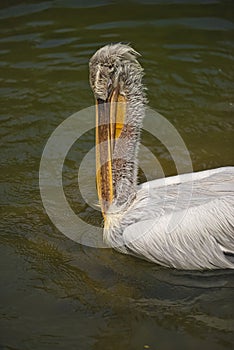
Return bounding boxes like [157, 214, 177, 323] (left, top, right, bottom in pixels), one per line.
[1, 1, 234, 349]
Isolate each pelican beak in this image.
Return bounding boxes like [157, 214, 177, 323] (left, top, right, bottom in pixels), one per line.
[96, 89, 126, 218]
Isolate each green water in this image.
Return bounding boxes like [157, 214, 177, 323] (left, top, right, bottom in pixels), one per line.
[1, 1, 234, 349]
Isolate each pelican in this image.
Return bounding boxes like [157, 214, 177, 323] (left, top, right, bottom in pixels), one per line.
[89, 43, 234, 270]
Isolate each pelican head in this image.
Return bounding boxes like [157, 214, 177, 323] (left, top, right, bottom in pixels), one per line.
[89, 44, 146, 218]
[89, 43, 142, 101]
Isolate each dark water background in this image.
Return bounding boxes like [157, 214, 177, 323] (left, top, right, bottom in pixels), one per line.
[1, 1, 234, 349]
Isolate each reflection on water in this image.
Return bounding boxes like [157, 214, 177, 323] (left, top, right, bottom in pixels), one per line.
[0, 1, 234, 349]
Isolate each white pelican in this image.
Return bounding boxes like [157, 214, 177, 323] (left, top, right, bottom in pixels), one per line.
[89, 43, 234, 270]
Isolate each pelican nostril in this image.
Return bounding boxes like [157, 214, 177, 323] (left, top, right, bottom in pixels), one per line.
[107, 79, 113, 96]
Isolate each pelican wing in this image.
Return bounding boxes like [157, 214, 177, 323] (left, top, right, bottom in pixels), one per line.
[122, 167, 234, 270]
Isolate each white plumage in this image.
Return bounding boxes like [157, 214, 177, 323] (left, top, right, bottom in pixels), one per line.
[105, 167, 234, 270]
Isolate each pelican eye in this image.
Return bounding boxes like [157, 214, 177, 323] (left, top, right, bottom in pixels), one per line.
[101, 63, 115, 70]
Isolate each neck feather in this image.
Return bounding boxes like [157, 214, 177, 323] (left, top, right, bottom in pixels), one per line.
[111, 66, 146, 208]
